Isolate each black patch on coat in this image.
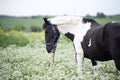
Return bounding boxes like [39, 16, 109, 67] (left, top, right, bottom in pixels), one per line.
[65, 32, 74, 41]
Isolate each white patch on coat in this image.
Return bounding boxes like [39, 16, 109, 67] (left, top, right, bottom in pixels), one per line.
[49, 16, 91, 72]
[73, 22, 91, 72]
[88, 38, 92, 47]
[49, 16, 83, 25]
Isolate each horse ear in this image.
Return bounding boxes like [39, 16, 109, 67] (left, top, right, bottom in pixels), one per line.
[43, 17, 50, 25]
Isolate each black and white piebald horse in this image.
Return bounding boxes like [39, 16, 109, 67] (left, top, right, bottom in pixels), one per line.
[43, 16, 120, 73]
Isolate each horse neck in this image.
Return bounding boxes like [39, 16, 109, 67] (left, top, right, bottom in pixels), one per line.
[49, 16, 84, 34]
[56, 22, 91, 35]
[56, 24, 77, 35]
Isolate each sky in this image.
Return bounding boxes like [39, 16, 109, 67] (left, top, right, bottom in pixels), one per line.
[0, 0, 120, 16]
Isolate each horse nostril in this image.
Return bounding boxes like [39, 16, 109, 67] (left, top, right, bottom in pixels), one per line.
[46, 48, 51, 53]
[46, 46, 53, 53]
[47, 50, 51, 53]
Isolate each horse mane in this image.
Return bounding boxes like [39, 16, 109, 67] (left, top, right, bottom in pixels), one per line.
[83, 18, 101, 27]
[82, 18, 96, 23]
[48, 16, 83, 25]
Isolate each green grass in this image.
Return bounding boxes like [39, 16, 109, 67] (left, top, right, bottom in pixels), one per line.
[94, 17, 120, 25]
[0, 17, 44, 32]
[0, 35, 120, 80]
[93, 15, 120, 25]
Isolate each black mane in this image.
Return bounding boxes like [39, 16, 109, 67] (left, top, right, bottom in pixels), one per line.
[83, 18, 101, 27]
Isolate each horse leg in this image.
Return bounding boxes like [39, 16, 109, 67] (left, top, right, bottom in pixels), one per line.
[73, 41, 84, 73]
[73, 44, 77, 63]
[75, 52, 77, 63]
[91, 60, 98, 76]
[76, 50, 84, 73]
[114, 59, 120, 71]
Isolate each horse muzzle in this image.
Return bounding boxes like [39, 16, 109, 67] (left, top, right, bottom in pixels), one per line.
[46, 46, 56, 53]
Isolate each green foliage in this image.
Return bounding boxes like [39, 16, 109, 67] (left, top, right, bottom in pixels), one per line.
[15, 25, 26, 31]
[30, 25, 42, 32]
[0, 29, 29, 47]
[9, 25, 26, 31]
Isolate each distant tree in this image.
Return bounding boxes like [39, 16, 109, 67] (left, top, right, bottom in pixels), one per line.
[31, 16, 37, 19]
[31, 15, 41, 19]
[10, 25, 26, 31]
[85, 14, 92, 18]
[96, 12, 106, 18]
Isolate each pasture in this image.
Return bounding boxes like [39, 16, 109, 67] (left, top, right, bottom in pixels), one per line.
[0, 32, 120, 80]
[0, 16, 52, 32]
[0, 15, 120, 80]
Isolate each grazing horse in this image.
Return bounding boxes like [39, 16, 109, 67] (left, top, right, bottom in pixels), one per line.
[43, 16, 120, 73]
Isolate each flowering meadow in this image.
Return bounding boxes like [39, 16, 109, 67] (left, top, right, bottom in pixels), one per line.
[0, 28, 120, 80]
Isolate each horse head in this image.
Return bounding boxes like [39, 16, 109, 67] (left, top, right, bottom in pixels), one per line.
[43, 17, 60, 53]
